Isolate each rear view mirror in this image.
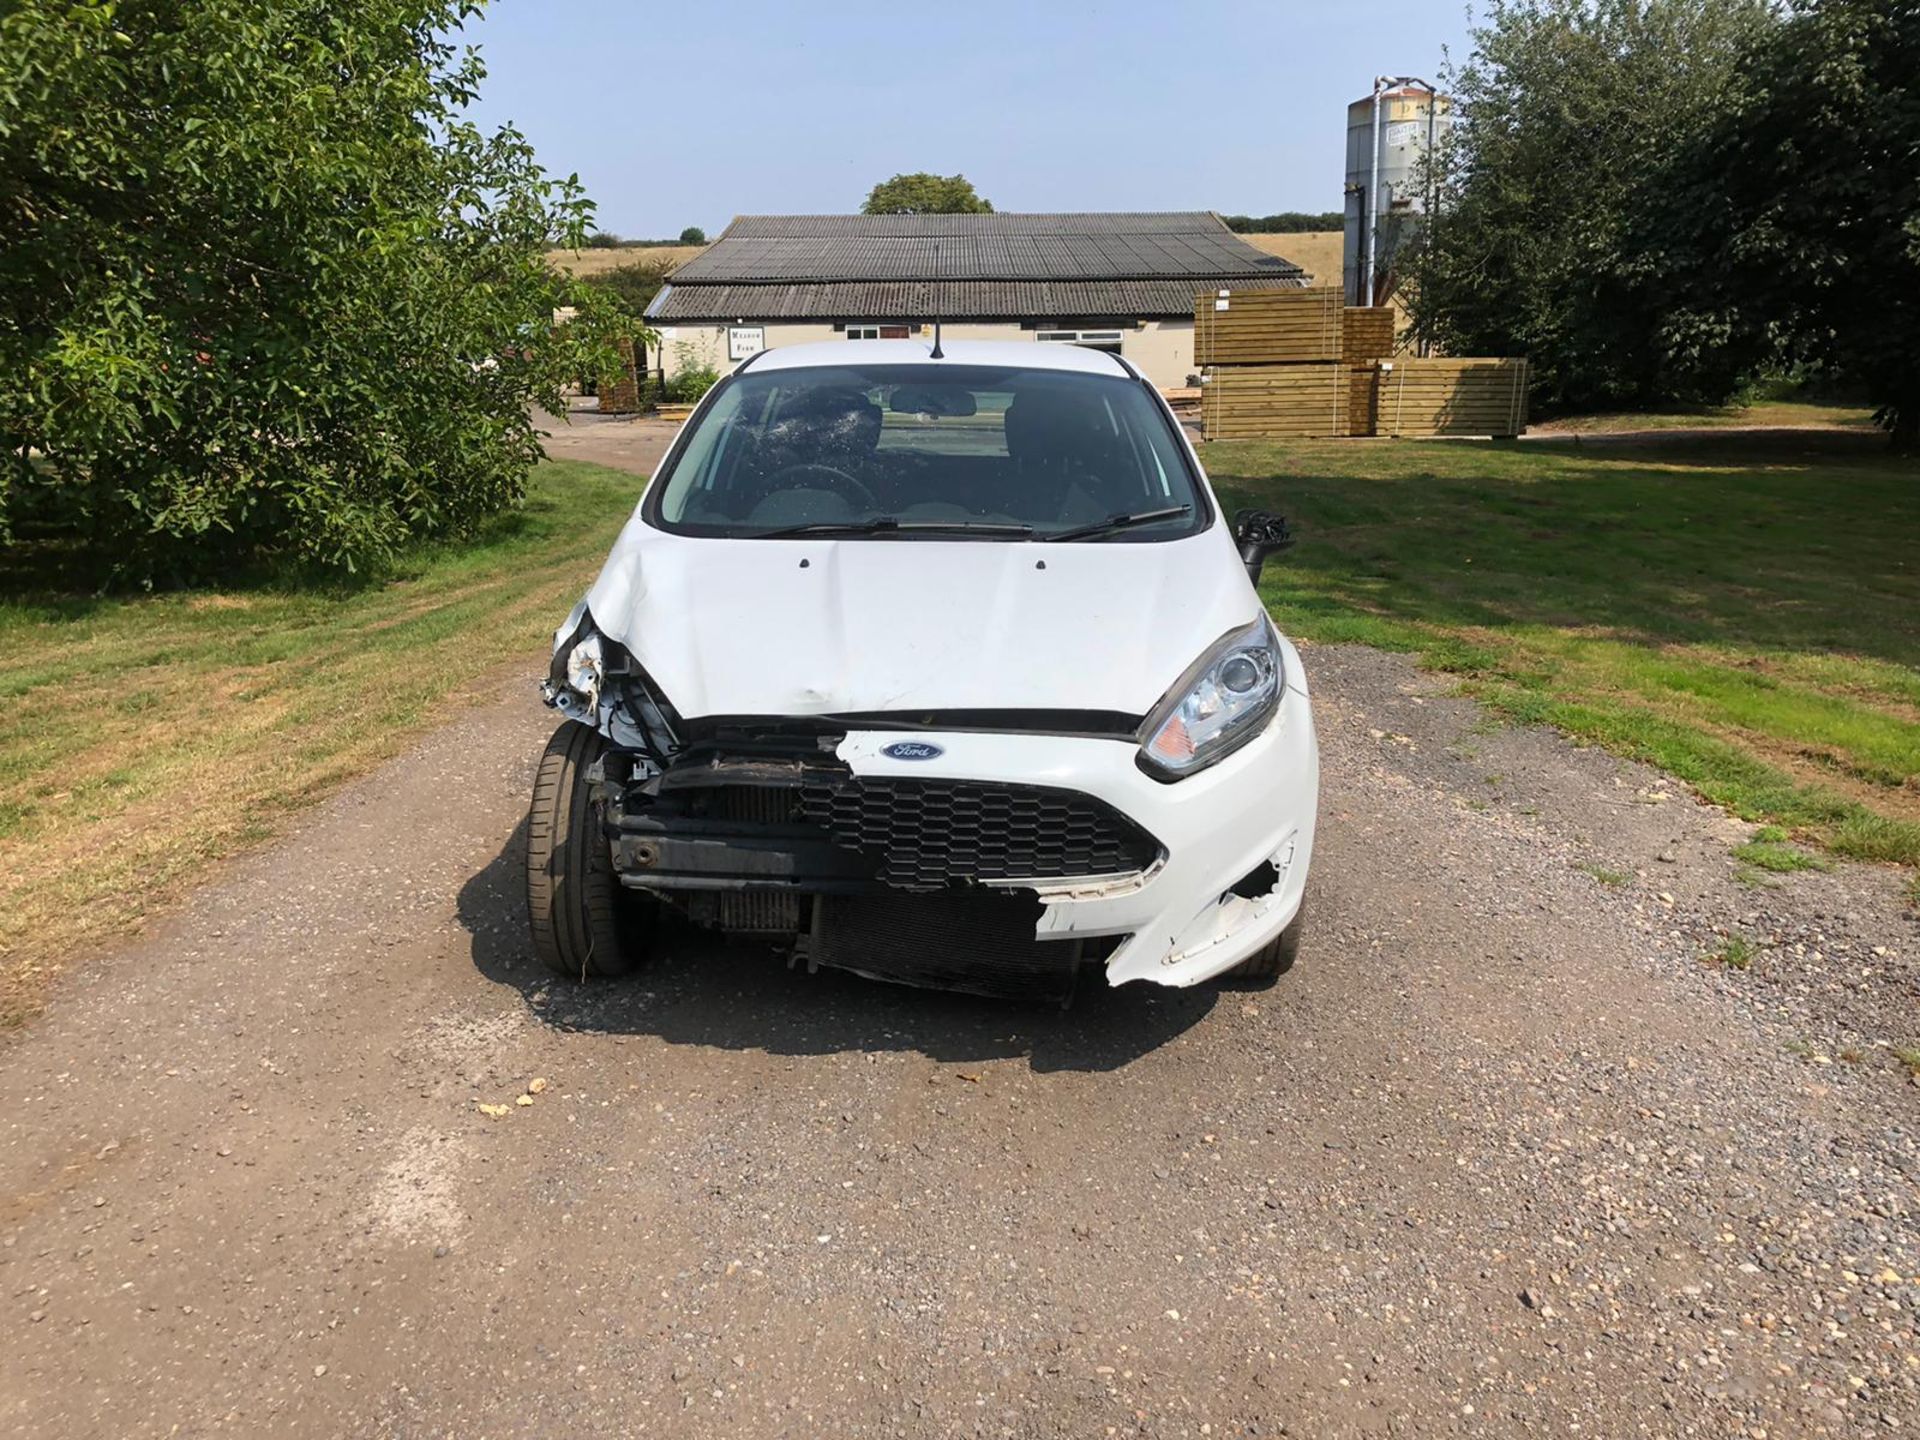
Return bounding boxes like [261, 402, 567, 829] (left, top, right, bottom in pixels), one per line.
[888, 384, 978, 418]
[1234, 509, 1295, 586]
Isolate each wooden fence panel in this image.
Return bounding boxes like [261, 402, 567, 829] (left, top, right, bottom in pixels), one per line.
[1194, 288, 1343, 365]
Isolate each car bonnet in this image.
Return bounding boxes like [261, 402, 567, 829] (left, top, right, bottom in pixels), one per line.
[580, 514, 1264, 722]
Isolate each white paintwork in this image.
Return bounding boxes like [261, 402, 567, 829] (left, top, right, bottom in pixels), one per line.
[585, 525, 1260, 719]
[832, 647, 1318, 987]
[657, 325, 1206, 392]
[747, 337, 1127, 375]
[561, 341, 1320, 987]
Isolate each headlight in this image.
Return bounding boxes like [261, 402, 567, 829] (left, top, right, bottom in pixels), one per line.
[1138, 618, 1284, 780]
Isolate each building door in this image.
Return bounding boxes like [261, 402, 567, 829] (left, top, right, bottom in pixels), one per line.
[846, 324, 912, 340]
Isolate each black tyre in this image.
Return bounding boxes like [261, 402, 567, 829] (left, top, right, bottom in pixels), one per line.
[525, 721, 655, 979]
[1225, 904, 1305, 984]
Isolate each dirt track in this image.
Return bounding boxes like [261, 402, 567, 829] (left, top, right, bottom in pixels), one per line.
[4, 415, 1918, 1438]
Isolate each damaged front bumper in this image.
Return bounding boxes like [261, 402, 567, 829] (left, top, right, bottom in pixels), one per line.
[591, 682, 1318, 993]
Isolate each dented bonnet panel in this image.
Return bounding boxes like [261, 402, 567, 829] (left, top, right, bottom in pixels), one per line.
[580, 515, 1255, 722]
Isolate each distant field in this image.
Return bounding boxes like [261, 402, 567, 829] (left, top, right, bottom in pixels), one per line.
[1243, 230, 1344, 287]
[1240, 231, 1418, 345]
[546, 244, 707, 278]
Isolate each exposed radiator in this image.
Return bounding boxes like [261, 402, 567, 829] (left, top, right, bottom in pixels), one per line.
[717, 891, 800, 933]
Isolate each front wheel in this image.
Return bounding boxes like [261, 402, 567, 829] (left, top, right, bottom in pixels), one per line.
[525, 722, 655, 979]
[1224, 904, 1304, 985]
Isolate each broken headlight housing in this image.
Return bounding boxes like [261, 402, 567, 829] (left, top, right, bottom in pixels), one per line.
[545, 603, 606, 719]
[562, 631, 604, 709]
[1137, 617, 1284, 780]
[544, 603, 681, 761]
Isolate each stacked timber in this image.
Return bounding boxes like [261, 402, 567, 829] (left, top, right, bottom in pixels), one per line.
[1203, 365, 1349, 440]
[1195, 287, 1528, 439]
[1341, 307, 1396, 363]
[1373, 358, 1529, 437]
[597, 337, 642, 414]
[1347, 363, 1380, 439]
[1194, 288, 1344, 366]
[1196, 289, 1349, 438]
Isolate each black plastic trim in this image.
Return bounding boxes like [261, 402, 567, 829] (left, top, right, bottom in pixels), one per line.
[677, 709, 1142, 744]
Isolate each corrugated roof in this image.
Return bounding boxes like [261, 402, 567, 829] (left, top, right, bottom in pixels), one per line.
[726, 212, 1247, 237]
[667, 211, 1302, 285]
[646, 275, 1307, 323]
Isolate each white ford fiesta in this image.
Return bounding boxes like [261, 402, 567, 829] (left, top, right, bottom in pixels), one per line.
[528, 340, 1318, 1001]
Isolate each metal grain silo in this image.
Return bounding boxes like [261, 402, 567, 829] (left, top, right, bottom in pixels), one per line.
[1343, 80, 1450, 306]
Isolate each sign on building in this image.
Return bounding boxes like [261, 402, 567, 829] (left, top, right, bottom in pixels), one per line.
[728, 327, 766, 361]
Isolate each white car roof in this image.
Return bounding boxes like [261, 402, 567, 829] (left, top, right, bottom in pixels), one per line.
[744, 338, 1132, 377]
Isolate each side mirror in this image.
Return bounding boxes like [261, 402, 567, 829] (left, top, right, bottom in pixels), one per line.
[1234, 509, 1295, 586]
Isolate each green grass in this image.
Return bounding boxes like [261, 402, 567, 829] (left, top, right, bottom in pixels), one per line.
[0, 459, 646, 1024]
[1206, 430, 1920, 870]
[1577, 861, 1633, 887]
[1733, 826, 1833, 874]
[1532, 399, 1877, 434]
[7, 428, 1917, 1021]
[1708, 936, 1756, 970]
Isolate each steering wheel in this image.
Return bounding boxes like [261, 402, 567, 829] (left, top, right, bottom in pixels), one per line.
[768, 462, 879, 513]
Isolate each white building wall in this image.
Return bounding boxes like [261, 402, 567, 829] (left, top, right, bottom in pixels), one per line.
[1123, 321, 1198, 388]
[653, 318, 1200, 390]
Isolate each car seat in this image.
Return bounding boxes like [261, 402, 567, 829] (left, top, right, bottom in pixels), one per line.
[1004, 386, 1134, 521]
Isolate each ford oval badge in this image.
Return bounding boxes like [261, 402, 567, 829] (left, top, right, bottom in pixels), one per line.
[881, 741, 944, 762]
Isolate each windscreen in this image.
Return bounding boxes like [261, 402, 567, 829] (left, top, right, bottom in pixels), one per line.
[648, 363, 1205, 540]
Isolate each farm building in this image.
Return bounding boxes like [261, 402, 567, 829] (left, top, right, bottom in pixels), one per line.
[644, 212, 1307, 390]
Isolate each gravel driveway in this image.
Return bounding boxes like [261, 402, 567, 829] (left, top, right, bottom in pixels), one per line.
[3, 416, 1916, 1438]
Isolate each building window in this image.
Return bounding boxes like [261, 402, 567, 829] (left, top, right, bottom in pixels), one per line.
[845, 323, 912, 340]
[1036, 329, 1125, 355]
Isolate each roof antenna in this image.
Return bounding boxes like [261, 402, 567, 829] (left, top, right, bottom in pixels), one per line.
[929, 240, 945, 358]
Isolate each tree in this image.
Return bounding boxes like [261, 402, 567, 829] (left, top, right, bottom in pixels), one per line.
[1668, 0, 1920, 450]
[1221, 212, 1344, 234]
[862, 173, 993, 216]
[581, 260, 674, 317]
[677, 226, 707, 245]
[1402, 0, 1775, 414]
[0, 0, 638, 579]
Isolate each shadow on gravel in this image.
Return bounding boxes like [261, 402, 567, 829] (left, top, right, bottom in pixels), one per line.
[456, 818, 1217, 1074]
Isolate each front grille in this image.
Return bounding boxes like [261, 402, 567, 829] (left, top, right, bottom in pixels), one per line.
[706, 785, 799, 825]
[793, 778, 1160, 890]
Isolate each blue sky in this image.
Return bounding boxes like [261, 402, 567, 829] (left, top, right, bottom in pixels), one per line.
[459, 1, 1470, 238]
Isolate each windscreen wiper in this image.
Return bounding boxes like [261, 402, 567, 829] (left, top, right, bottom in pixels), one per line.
[752, 517, 1036, 539]
[1043, 505, 1193, 543]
